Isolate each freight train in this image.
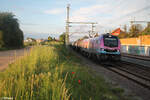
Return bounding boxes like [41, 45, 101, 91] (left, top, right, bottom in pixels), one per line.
[71, 33, 121, 61]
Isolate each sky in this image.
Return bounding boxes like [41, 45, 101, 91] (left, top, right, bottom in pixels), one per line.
[0, 0, 150, 40]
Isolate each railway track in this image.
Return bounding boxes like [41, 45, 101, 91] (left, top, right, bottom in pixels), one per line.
[71, 47, 150, 91]
[70, 48, 150, 100]
[122, 53, 150, 61]
[119, 61, 150, 77]
[101, 61, 150, 90]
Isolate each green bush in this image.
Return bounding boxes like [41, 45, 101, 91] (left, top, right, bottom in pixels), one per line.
[0, 12, 24, 48]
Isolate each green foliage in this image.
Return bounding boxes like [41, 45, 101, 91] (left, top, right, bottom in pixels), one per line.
[48, 36, 53, 41]
[129, 24, 142, 37]
[0, 44, 70, 100]
[141, 25, 150, 35]
[0, 12, 24, 48]
[59, 33, 65, 43]
[118, 24, 150, 39]
[24, 41, 37, 46]
[0, 42, 132, 100]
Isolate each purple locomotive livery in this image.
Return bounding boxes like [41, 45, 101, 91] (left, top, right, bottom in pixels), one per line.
[72, 33, 121, 61]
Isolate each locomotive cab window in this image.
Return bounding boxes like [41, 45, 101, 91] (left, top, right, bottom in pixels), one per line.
[103, 35, 118, 47]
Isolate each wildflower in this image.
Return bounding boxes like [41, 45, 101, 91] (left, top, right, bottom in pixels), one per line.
[78, 80, 81, 84]
[72, 72, 75, 74]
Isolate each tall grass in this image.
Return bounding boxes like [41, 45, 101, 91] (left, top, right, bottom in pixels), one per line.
[0, 43, 70, 100]
[0, 42, 131, 100]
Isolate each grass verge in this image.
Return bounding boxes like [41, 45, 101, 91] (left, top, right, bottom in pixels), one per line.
[0, 42, 132, 100]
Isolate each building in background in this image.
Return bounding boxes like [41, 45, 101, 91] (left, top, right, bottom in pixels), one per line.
[36, 39, 44, 43]
[111, 28, 124, 36]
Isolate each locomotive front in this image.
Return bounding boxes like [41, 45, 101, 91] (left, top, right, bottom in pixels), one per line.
[98, 34, 121, 61]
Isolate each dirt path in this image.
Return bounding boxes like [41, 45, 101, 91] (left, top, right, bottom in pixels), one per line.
[0, 47, 31, 71]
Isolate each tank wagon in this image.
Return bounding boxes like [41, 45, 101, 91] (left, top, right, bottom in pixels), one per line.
[72, 33, 121, 61]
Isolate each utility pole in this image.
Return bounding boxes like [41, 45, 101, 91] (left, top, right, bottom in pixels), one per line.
[65, 4, 70, 46]
[91, 23, 96, 37]
[91, 23, 94, 34]
[65, 4, 98, 46]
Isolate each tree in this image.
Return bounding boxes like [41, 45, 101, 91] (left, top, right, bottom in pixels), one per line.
[59, 32, 65, 43]
[0, 30, 4, 48]
[0, 12, 24, 48]
[123, 24, 127, 33]
[141, 23, 150, 35]
[53, 37, 56, 41]
[48, 36, 53, 41]
[129, 24, 143, 37]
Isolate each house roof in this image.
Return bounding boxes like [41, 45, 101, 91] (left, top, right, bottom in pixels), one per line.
[111, 28, 125, 36]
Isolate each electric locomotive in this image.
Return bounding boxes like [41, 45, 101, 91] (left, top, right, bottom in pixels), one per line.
[73, 33, 121, 61]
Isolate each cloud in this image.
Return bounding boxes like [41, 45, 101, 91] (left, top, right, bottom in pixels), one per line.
[44, 8, 64, 15]
[70, 4, 109, 22]
[69, 0, 150, 34]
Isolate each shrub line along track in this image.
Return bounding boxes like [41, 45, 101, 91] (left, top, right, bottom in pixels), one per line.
[101, 61, 150, 90]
